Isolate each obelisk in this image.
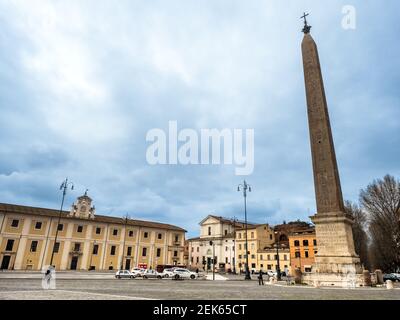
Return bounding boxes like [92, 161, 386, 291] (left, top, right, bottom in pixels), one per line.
[300, 14, 362, 286]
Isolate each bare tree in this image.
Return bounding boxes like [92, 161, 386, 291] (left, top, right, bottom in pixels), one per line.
[360, 175, 400, 272]
[344, 200, 370, 270]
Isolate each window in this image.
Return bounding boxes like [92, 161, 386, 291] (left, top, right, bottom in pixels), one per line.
[238, 255, 242, 259]
[144, 232, 148, 238]
[303, 240, 309, 246]
[93, 244, 99, 255]
[294, 240, 300, 247]
[239, 244, 242, 250]
[174, 251, 178, 257]
[30, 241, 38, 252]
[196, 247, 199, 252]
[127, 247, 132, 256]
[251, 263, 256, 268]
[305, 251, 309, 258]
[6, 239, 14, 251]
[156, 248, 161, 257]
[224, 230, 228, 235]
[225, 246, 228, 252]
[313, 239, 317, 246]
[238, 233, 242, 239]
[196, 257, 199, 263]
[225, 257, 228, 263]
[267, 264, 272, 270]
[251, 232, 254, 239]
[11, 219, 19, 228]
[57, 224, 63, 231]
[267, 254, 270, 260]
[113, 229, 118, 236]
[274, 255, 278, 260]
[305, 267, 312, 272]
[142, 247, 147, 256]
[260, 264, 264, 268]
[208, 227, 211, 236]
[314, 251, 318, 255]
[158, 233, 162, 240]
[270, 234, 273, 240]
[295, 251, 301, 258]
[191, 257, 194, 262]
[77, 225, 83, 233]
[35, 222, 42, 229]
[251, 254, 255, 259]
[260, 255, 263, 260]
[53, 242, 60, 253]
[284, 254, 287, 261]
[95, 227, 101, 234]
[74, 243, 81, 252]
[128, 230, 134, 237]
[110, 245, 116, 255]
[175, 235, 179, 242]
[191, 247, 194, 252]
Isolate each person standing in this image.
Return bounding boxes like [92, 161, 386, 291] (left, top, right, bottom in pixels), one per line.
[258, 270, 264, 285]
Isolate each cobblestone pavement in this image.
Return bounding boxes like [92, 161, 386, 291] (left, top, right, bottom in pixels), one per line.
[0, 277, 399, 300]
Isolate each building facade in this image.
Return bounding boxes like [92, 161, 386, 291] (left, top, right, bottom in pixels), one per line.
[187, 215, 242, 272]
[0, 194, 186, 271]
[288, 228, 317, 273]
[257, 247, 291, 275]
[235, 224, 275, 273]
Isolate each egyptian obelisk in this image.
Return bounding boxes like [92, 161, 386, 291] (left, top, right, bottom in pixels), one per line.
[300, 14, 363, 286]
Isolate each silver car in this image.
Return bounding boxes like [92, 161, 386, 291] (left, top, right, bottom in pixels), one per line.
[142, 269, 164, 279]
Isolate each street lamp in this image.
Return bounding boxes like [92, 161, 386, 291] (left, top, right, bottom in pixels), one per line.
[49, 178, 74, 268]
[232, 217, 237, 275]
[237, 180, 251, 280]
[274, 231, 281, 281]
[209, 241, 215, 281]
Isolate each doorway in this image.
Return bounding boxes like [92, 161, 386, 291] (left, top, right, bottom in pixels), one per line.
[125, 259, 131, 270]
[70, 256, 79, 270]
[1, 255, 11, 270]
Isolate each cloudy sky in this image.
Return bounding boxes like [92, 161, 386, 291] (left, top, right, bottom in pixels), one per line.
[0, 0, 399, 238]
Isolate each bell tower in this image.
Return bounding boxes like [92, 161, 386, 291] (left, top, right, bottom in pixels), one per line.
[69, 189, 95, 219]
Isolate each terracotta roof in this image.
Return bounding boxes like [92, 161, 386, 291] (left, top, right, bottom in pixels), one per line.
[0, 203, 186, 232]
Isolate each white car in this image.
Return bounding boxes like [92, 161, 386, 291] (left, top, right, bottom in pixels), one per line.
[142, 269, 164, 279]
[161, 268, 176, 278]
[115, 270, 135, 279]
[172, 268, 197, 280]
[131, 267, 146, 277]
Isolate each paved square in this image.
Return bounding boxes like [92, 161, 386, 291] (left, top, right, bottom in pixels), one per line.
[0, 273, 399, 300]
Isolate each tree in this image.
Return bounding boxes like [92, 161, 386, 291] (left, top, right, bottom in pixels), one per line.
[360, 175, 400, 272]
[344, 200, 370, 270]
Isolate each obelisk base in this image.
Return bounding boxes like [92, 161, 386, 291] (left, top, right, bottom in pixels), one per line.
[302, 212, 364, 287]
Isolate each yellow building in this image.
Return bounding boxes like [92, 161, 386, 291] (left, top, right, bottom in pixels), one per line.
[257, 247, 291, 275]
[0, 193, 186, 271]
[288, 228, 317, 273]
[235, 224, 275, 273]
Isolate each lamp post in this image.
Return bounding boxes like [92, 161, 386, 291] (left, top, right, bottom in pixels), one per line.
[50, 178, 74, 268]
[209, 241, 215, 280]
[274, 231, 281, 281]
[237, 180, 251, 280]
[232, 217, 237, 275]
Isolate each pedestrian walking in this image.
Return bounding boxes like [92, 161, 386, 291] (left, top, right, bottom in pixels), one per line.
[258, 270, 264, 285]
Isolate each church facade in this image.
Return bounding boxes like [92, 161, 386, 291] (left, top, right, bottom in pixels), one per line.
[0, 193, 186, 271]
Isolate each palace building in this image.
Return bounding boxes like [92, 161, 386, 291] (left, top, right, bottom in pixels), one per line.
[0, 192, 186, 271]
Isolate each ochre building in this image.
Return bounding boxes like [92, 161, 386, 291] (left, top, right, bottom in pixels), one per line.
[0, 193, 186, 271]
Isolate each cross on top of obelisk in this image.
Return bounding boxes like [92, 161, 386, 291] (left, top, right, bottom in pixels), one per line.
[301, 12, 312, 34]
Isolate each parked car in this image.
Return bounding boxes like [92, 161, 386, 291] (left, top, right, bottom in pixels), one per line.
[161, 268, 176, 278]
[131, 267, 146, 277]
[142, 269, 164, 279]
[115, 270, 135, 279]
[172, 268, 197, 280]
[383, 273, 400, 282]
